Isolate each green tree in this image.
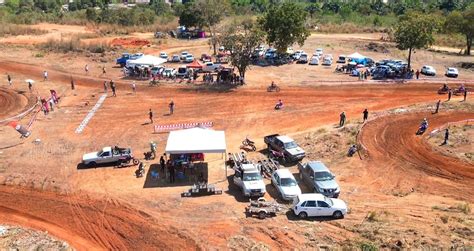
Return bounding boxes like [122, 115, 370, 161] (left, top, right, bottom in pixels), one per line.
[195, 0, 231, 55]
[258, 2, 310, 53]
[445, 7, 474, 55]
[393, 12, 439, 69]
[178, 2, 203, 28]
[85, 7, 97, 22]
[221, 19, 264, 79]
[305, 3, 320, 18]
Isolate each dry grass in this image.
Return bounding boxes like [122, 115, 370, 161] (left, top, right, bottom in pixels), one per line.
[0, 23, 48, 36]
[93, 17, 178, 36]
[433, 33, 466, 49]
[39, 34, 110, 54]
[314, 23, 390, 34]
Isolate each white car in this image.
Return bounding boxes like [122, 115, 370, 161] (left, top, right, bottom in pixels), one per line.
[322, 55, 333, 66]
[162, 68, 177, 78]
[151, 66, 165, 76]
[421, 65, 436, 76]
[309, 56, 319, 65]
[292, 193, 347, 219]
[159, 52, 168, 59]
[271, 169, 302, 201]
[286, 47, 294, 54]
[445, 67, 458, 78]
[233, 164, 266, 197]
[314, 48, 323, 57]
[180, 51, 189, 60]
[293, 50, 304, 60]
[184, 54, 194, 63]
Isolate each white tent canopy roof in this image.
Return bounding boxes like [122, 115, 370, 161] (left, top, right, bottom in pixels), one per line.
[126, 55, 167, 67]
[347, 52, 365, 59]
[165, 127, 227, 154]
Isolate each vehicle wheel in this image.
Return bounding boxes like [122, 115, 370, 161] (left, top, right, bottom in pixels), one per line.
[333, 211, 344, 219]
[242, 140, 248, 146]
[133, 159, 140, 165]
[258, 211, 266, 219]
[88, 162, 97, 168]
[298, 212, 308, 219]
[251, 145, 256, 151]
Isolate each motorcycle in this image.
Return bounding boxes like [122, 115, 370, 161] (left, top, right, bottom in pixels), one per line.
[117, 155, 140, 167]
[416, 123, 428, 135]
[269, 149, 286, 163]
[241, 137, 257, 151]
[267, 84, 281, 92]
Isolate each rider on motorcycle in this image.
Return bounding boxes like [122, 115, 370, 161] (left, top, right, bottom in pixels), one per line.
[420, 118, 428, 130]
[275, 99, 283, 110]
[458, 84, 466, 92]
[441, 83, 449, 91]
[270, 81, 275, 88]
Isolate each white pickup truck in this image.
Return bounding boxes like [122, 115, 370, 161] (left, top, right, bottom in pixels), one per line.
[233, 164, 266, 197]
[82, 146, 138, 167]
[202, 62, 222, 72]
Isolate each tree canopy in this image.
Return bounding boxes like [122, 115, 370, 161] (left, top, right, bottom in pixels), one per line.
[445, 6, 474, 55]
[258, 2, 310, 53]
[394, 12, 439, 69]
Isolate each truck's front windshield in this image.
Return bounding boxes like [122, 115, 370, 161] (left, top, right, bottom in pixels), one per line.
[97, 150, 103, 156]
[280, 178, 297, 186]
[314, 171, 334, 181]
[284, 142, 298, 149]
[243, 172, 262, 181]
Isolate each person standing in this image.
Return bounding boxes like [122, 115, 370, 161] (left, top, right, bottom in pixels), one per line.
[464, 89, 468, 101]
[415, 70, 420, 80]
[160, 155, 165, 173]
[169, 100, 174, 115]
[70, 77, 75, 90]
[28, 81, 32, 91]
[443, 128, 449, 145]
[7, 74, 12, 86]
[448, 89, 452, 101]
[131, 81, 136, 94]
[363, 108, 369, 122]
[434, 100, 441, 113]
[102, 66, 106, 76]
[43, 71, 48, 81]
[149, 108, 153, 124]
[339, 112, 346, 127]
[169, 163, 175, 183]
[84, 64, 89, 75]
[110, 80, 116, 97]
[49, 99, 54, 111]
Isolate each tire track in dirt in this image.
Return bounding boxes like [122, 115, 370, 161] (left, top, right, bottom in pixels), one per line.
[360, 111, 474, 197]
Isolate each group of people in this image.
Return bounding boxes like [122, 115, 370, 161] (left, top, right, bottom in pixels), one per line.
[40, 90, 59, 115]
[103, 80, 117, 97]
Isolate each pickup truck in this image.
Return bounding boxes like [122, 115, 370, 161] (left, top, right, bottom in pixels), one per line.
[116, 53, 143, 67]
[298, 161, 340, 198]
[233, 164, 266, 197]
[82, 146, 138, 167]
[202, 62, 222, 72]
[264, 134, 305, 162]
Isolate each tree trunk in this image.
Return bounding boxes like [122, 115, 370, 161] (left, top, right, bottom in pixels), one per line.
[407, 47, 412, 70]
[466, 35, 472, 56]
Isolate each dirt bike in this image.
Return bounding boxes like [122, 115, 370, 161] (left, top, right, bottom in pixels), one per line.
[149, 79, 159, 86]
[241, 137, 256, 151]
[135, 162, 146, 178]
[117, 155, 140, 167]
[267, 84, 280, 92]
[453, 87, 467, 96]
[416, 123, 428, 135]
[269, 149, 286, 163]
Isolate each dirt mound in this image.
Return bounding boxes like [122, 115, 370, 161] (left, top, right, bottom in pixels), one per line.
[111, 38, 150, 47]
[0, 186, 199, 250]
[366, 42, 390, 53]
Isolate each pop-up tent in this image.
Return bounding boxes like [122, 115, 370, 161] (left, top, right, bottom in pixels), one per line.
[165, 127, 226, 154]
[347, 52, 369, 65]
[186, 60, 204, 69]
[126, 55, 167, 68]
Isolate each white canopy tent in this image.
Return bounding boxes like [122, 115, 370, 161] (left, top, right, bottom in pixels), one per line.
[165, 127, 226, 154]
[347, 52, 365, 59]
[126, 55, 167, 68]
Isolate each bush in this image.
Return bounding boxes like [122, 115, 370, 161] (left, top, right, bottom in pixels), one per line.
[0, 23, 47, 36]
[39, 35, 110, 53]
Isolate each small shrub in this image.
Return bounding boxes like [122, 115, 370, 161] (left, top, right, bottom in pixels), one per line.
[457, 203, 471, 214]
[440, 215, 449, 224]
[359, 241, 378, 251]
[34, 52, 44, 58]
[366, 211, 378, 222]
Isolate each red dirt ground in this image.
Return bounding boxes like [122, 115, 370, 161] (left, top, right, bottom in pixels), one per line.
[111, 38, 151, 47]
[0, 87, 33, 121]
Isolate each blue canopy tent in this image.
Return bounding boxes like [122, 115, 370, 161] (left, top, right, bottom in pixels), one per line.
[348, 52, 368, 66]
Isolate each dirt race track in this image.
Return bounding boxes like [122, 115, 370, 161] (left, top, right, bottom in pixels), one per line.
[360, 112, 474, 199]
[0, 30, 473, 248]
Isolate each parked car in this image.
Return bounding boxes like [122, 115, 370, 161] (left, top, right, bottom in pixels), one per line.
[291, 193, 347, 219]
[202, 62, 222, 72]
[309, 56, 319, 65]
[171, 55, 180, 63]
[286, 47, 294, 54]
[314, 48, 323, 57]
[233, 164, 266, 197]
[201, 54, 212, 62]
[264, 134, 306, 162]
[82, 146, 138, 167]
[322, 55, 333, 66]
[271, 169, 302, 201]
[159, 52, 168, 59]
[297, 53, 308, 64]
[116, 53, 143, 67]
[176, 66, 189, 78]
[180, 51, 189, 60]
[336, 55, 346, 64]
[421, 65, 436, 76]
[293, 50, 304, 60]
[445, 67, 459, 78]
[184, 54, 194, 63]
[298, 161, 340, 198]
[265, 48, 277, 59]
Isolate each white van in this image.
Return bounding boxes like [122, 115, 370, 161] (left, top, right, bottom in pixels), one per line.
[309, 56, 320, 65]
[292, 193, 347, 219]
